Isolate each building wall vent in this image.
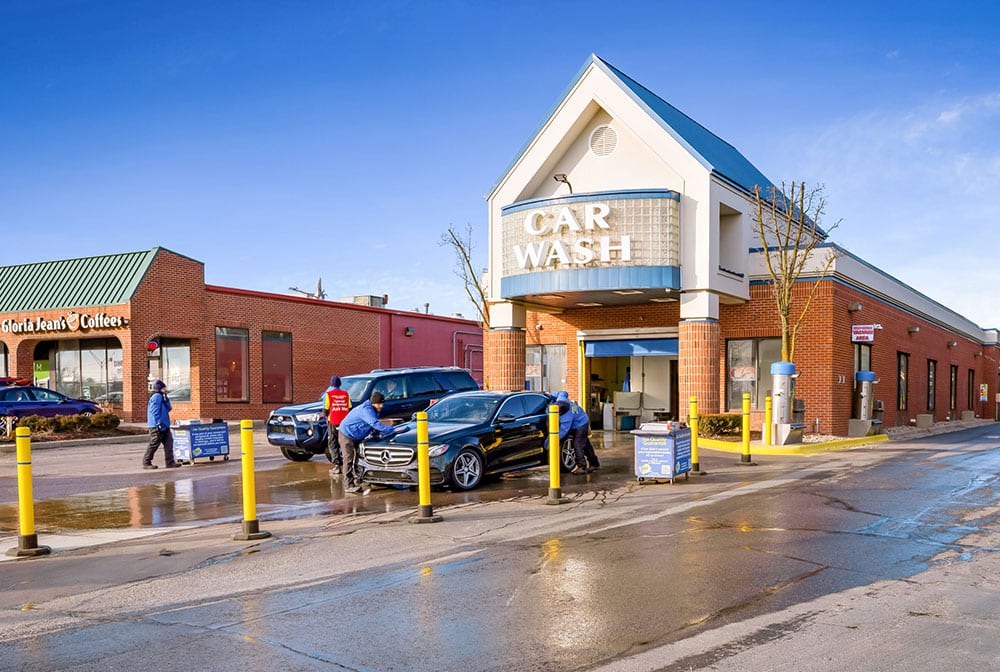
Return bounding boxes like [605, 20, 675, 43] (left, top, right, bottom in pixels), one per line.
[589, 125, 618, 157]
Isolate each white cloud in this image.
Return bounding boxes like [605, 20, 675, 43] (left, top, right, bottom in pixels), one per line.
[773, 91, 1000, 328]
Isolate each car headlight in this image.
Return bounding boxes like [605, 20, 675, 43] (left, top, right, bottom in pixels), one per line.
[428, 444, 448, 458]
[296, 412, 324, 423]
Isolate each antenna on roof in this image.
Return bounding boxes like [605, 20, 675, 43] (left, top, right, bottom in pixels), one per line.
[289, 277, 327, 300]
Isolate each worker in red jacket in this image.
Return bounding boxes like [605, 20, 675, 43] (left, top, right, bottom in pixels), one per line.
[324, 376, 351, 475]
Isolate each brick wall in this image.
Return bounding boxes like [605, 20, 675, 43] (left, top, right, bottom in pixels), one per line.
[0, 248, 483, 424]
[484, 278, 997, 436]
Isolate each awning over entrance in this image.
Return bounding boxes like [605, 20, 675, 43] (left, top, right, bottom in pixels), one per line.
[584, 338, 678, 357]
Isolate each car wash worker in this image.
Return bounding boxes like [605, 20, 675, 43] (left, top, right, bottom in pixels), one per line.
[337, 391, 397, 494]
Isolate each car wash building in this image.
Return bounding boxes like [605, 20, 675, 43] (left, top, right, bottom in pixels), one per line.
[0, 247, 483, 423]
[484, 54, 999, 435]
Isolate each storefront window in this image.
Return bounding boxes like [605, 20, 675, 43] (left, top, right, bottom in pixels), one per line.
[52, 338, 123, 404]
[161, 339, 191, 401]
[216, 327, 249, 402]
[725, 338, 781, 411]
[262, 331, 292, 403]
[0, 342, 6, 376]
[526, 344, 566, 393]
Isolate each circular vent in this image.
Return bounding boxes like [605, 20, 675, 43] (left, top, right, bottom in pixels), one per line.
[589, 125, 618, 157]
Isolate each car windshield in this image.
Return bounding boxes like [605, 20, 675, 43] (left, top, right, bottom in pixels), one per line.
[316, 376, 372, 404]
[425, 396, 500, 424]
[341, 376, 372, 403]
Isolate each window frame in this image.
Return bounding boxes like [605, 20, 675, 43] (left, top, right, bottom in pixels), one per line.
[216, 327, 250, 403]
[926, 359, 936, 412]
[897, 352, 909, 412]
[261, 330, 292, 404]
[725, 337, 781, 411]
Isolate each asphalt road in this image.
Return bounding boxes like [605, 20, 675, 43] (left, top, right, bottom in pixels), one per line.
[2, 426, 1000, 671]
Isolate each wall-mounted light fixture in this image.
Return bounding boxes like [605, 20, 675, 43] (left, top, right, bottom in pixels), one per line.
[553, 173, 573, 194]
[404, 326, 415, 337]
[847, 302, 863, 313]
[975, 351, 983, 357]
[948, 340, 958, 348]
[534, 323, 543, 331]
[907, 326, 921, 334]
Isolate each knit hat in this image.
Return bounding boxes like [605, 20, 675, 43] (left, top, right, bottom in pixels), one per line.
[330, 376, 341, 388]
[153, 380, 166, 392]
[370, 391, 385, 404]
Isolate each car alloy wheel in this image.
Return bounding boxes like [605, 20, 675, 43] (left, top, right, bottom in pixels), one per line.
[449, 448, 484, 490]
[560, 438, 577, 472]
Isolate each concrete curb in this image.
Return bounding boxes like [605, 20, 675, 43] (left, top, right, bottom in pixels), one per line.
[699, 434, 889, 456]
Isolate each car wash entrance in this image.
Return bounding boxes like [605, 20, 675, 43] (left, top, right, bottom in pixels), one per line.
[581, 336, 679, 429]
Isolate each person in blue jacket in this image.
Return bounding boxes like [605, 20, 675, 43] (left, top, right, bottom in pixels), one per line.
[554, 391, 600, 474]
[143, 379, 180, 469]
[338, 391, 397, 493]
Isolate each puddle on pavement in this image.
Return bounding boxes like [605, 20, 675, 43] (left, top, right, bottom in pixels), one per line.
[0, 459, 617, 533]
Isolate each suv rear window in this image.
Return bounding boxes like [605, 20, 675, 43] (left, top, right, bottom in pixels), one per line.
[437, 370, 478, 392]
[408, 373, 446, 396]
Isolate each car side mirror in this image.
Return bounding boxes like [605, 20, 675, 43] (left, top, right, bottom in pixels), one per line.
[496, 413, 517, 424]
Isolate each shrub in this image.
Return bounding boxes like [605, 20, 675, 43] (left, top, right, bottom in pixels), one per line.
[55, 415, 82, 432]
[16, 415, 57, 433]
[89, 412, 121, 430]
[699, 413, 741, 437]
[14, 412, 120, 434]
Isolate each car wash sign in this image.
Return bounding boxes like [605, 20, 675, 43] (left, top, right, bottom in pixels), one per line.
[500, 190, 680, 276]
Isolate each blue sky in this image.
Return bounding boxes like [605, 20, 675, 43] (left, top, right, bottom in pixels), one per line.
[3, 1, 999, 327]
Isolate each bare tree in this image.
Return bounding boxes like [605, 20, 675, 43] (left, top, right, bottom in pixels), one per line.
[753, 182, 840, 362]
[440, 223, 489, 328]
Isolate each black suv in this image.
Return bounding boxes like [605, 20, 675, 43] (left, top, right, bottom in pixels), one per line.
[266, 366, 479, 462]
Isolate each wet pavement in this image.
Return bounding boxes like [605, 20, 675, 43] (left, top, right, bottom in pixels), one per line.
[2, 424, 1000, 671]
[0, 428, 661, 536]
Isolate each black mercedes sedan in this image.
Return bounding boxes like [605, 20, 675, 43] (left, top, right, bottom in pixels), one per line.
[357, 390, 574, 491]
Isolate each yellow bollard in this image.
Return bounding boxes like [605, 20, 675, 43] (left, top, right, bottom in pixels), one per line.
[6, 427, 51, 557]
[233, 420, 271, 541]
[410, 411, 441, 523]
[738, 393, 756, 466]
[689, 396, 705, 475]
[545, 404, 569, 505]
[764, 395, 773, 446]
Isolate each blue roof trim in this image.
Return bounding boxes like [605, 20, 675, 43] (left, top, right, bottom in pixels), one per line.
[501, 189, 680, 215]
[585, 338, 678, 357]
[486, 53, 776, 201]
[596, 56, 775, 195]
[501, 265, 680, 298]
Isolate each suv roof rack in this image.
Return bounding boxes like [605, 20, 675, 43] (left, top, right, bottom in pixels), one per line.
[368, 366, 467, 374]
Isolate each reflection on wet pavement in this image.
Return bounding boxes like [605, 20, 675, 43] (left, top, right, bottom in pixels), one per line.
[0, 444, 637, 533]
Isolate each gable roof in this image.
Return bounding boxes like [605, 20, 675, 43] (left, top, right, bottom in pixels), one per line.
[489, 54, 775, 199]
[595, 56, 775, 194]
[0, 248, 160, 313]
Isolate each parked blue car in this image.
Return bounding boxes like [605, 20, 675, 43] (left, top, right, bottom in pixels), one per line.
[0, 385, 102, 420]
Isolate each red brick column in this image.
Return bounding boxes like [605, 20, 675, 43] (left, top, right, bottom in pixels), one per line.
[484, 327, 525, 392]
[679, 319, 720, 418]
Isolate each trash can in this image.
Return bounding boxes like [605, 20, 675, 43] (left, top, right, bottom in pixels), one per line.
[173, 421, 231, 464]
[630, 421, 692, 484]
